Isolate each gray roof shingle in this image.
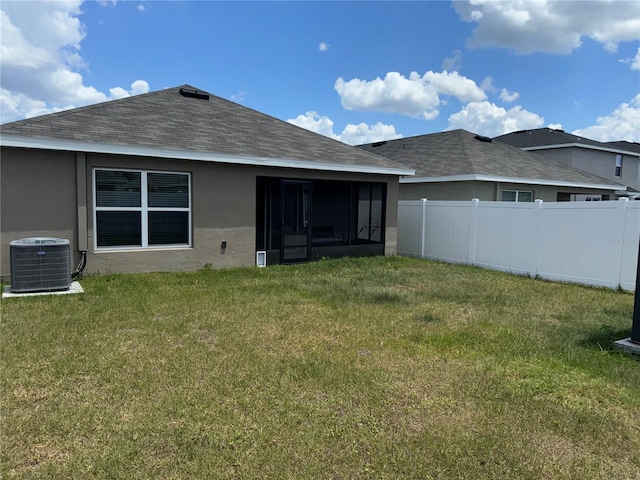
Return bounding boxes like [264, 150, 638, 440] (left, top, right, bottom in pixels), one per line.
[605, 141, 640, 154]
[357, 129, 623, 186]
[1, 84, 411, 174]
[495, 128, 612, 149]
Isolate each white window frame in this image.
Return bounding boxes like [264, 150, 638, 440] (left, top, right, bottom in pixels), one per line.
[615, 155, 622, 177]
[501, 189, 534, 202]
[93, 168, 192, 250]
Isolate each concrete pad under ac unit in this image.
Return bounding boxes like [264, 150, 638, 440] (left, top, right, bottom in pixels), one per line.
[2, 281, 84, 299]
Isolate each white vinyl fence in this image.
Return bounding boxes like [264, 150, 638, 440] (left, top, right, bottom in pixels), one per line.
[398, 198, 640, 291]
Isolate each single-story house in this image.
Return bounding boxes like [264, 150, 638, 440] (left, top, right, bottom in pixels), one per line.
[0, 85, 414, 279]
[357, 129, 625, 202]
[495, 128, 640, 196]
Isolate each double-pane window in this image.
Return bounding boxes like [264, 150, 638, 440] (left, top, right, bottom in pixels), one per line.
[615, 155, 622, 177]
[501, 190, 533, 202]
[94, 169, 191, 248]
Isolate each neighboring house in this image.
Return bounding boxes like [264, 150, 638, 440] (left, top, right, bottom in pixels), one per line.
[495, 128, 640, 197]
[357, 129, 624, 202]
[0, 85, 414, 279]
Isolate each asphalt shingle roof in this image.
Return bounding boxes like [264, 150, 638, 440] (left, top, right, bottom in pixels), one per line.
[1, 85, 410, 174]
[357, 129, 622, 186]
[495, 128, 609, 149]
[605, 141, 640, 154]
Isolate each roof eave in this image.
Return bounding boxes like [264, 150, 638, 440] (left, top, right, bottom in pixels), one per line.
[400, 174, 624, 191]
[0, 135, 415, 177]
[522, 143, 640, 157]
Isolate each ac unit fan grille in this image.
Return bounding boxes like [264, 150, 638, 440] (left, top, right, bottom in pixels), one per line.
[10, 238, 71, 293]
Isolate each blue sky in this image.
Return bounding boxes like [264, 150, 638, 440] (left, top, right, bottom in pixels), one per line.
[1, 0, 639, 145]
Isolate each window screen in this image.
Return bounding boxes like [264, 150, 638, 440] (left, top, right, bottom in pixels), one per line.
[502, 190, 533, 202]
[148, 172, 189, 208]
[615, 155, 622, 177]
[94, 169, 191, 249]
[96, 170, 141, 207]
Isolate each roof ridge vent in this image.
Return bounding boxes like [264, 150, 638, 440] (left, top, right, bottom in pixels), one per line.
[179, 87, 210, 100]
[372, 141, 387, 147]
[474, 134, 492, 143]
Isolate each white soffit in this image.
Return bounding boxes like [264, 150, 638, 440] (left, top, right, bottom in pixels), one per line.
[400, 174, 625, 191]
[522, 143, 640, 157]
[0, 135, 416, 177]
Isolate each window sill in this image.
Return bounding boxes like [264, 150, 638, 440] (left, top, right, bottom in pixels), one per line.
[94, 246, 193, 253]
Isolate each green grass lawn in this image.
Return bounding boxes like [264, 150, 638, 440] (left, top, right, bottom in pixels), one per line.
[1, 256, 639, 479]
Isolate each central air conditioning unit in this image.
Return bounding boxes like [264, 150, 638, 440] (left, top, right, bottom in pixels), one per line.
[10, 238, 71, 293]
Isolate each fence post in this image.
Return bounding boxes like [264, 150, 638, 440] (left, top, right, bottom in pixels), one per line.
[616, 197, 629, 290]
[632, 238, 640, 343]
[420, 198, 427, 258]
[468, 198, 479, 265]
[531, 199, 543, 279]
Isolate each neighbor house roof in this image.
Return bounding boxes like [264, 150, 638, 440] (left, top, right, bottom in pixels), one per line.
[0, 84, 413, 176]
[357, 129, 625, 191]
[495, 128, 640, 157]
[605, 141, 640, 154]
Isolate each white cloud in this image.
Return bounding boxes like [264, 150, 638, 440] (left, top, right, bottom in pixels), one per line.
[447, 101, 545, 137]
[499, 88, 519, 103]
[633, 48, 640, 70]
[0, 1, 149, 123]
[319, 42, 330, 52]
[480, 76, 497, 93]
[129, 79, 149, 95]
[137, 4, 145, 12]
[287, 111, 402, 145]
[423, 71, 487, 102]
[288, 111, 339, 140]
[334, 70, 486, 120]
[109, 80, 150, 100]
[442, 49, 462, 71]
[339, 122, 403, 146]
[454, 0, 640, 54]
[335, 73, 439, 120]
[0, 3, 84, 71]
[108, 87, 129, 100]
[572, 94, 640, 142]
[547, 123, 563, 130]
[620, 47, 640, 70]
[0, 88, 72, 120]
[230, 90, 246, 102]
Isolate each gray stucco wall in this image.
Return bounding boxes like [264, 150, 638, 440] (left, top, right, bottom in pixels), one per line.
[1, 148, 79, 280]
[1, 147, 400, 279]
[531, 147, 640, 192]
[614, 153, 639, 192]
[496, 182, 614, 202]
[531, 148, 574, 167]
[399, 180, 616, 202]
[569, 149, 626, 186]
[399, 181, 496, 201]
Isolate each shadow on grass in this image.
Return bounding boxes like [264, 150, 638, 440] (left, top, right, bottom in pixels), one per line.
[413, 312, 441, 324]
[580, 324, 632, 352]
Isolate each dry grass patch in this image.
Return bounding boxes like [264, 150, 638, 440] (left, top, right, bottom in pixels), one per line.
[2, 256, 639, 479]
